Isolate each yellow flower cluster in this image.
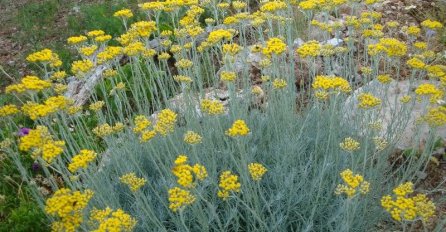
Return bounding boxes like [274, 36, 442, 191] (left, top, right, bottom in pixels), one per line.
[368, 38, 407, 57]
[45, 188, 94, 232]
[71, 59, 94, 76]
[92, 123, 124, 137]
[377, 74, 392, 84]
[154, 109, 177, 136]
[225, 119, 250, 137]
[175, 58, 194, 69]
[22, 96, 70, 120]
[172, 155, 207, 188]
[120, 172, 147, 192]
[113, 8, 133, 18]
[123, 41, 145, 56]
[272, 78, 287, 89]
[80, 45, 98, 56]
[89, 101, 105, 111]
[5, 75, 51, 93]
[183, 131, 202, 144]
[339, 137, 360, 152]
[312, 75, 352, 96]
[67, 35, 88, 45]
[168, 187, 196, 212]
[248, 163, 268, 181]
[19, 126, 66, 163]
[220, 71, 237, 82]
[90, 207, 137, 232]
[415, 83, 444, 103]
[51, 71, 67, 81]
[381, 182, 436, 222]
[174, 75, 193, 84]
[97, 46, 123, 64]
[222, 43, 242, 56]
[26, 49, 62, 67]
[133, 115, 151, 133]
[423, 106, 446, 127]
[87, 30, 105, 38]
[407, 57, 426, 70]
[260, 1, 287, 12]
[68, 149, 97, 173]
[262, 37, 287, 57]
[358, 93, 381, 109]
[129, 21, 157, 38]
[200, 99, 225, 115]
[296, 40, 321, 58]
[0, 104, 19, 117]
[421, 19, 443, 30]
[335, 169, 370, 198]
[140, 1, 165, 11]
[206, 29, 233, 44]
[218, 171, 241, 200]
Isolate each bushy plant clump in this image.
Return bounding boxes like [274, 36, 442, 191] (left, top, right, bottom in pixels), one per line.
[1, 0, 446, 231]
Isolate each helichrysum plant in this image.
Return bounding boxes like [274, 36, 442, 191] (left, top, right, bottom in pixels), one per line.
[2, 0, 445, 231]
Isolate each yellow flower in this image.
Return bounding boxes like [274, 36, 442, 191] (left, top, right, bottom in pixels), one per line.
[172, 155, 207, 188]
[174, 75, 193, 84]
[123, 41, 145, 56]
[415, 83, 444, 103]
[79, 45, 98, 56]
[154, 109, 177, 136]
[339, 137, 360, 152]
[158, 52, 171, 60]
[68, 149, 97, 173]
[382, 182, 436, 222]
[67, 35, 88, 45]
[423, 106, 446, 127]
[421, 19, 443, 30]
[6, 75, 51, 93]
[272, 78, 287, 89]
[86, 30, 105, 38]
[262, 37, 287, 57]
[406, 26, 421, 36]
[0, 104, 19, 117]
[296, 40, 321, 58]
[71, 59, 94, 76]
[358, 93, 381, 109]
[113, 8, 133, 18]
[120, 173, 147, 192]
[377, 74, 392, 84]
[335, 169, 370, 198]
[206, 29, 233, 44]
[400, 95, 412, 103]
[89, 101, 105, 111]
[248, 163, 267, 181]
[217, 171, 241, 200]
[141, 130, 157, 142]
[130, 21, 157, 37]
[201, 99, 225, 115]
[222, 43, 242, 56]
[46, 188, 94, 232]
[226, 119, 250, 137]
[51, 71, 67, 81]
[133, 115, 151, 133]
[260, 1, 287, 12]
[168, 187, 196, 212]
[95, 35, 112, 43]
[183, 131, 202, 144]
[312, 75, 351, 93]
[175, 59, 193, 69]
[407, 57, 426, 70]
[368, 38, 407, 57]
[90, 207, 137, 232]
[220, 71, 237, 82]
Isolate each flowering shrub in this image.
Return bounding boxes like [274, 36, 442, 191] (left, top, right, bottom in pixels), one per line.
[1, 0, 445, 231]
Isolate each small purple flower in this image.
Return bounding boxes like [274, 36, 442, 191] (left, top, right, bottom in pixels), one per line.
[426, 29, 437, 38]
[18, 128, 31, 137]
[32, 162, 40, 172]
